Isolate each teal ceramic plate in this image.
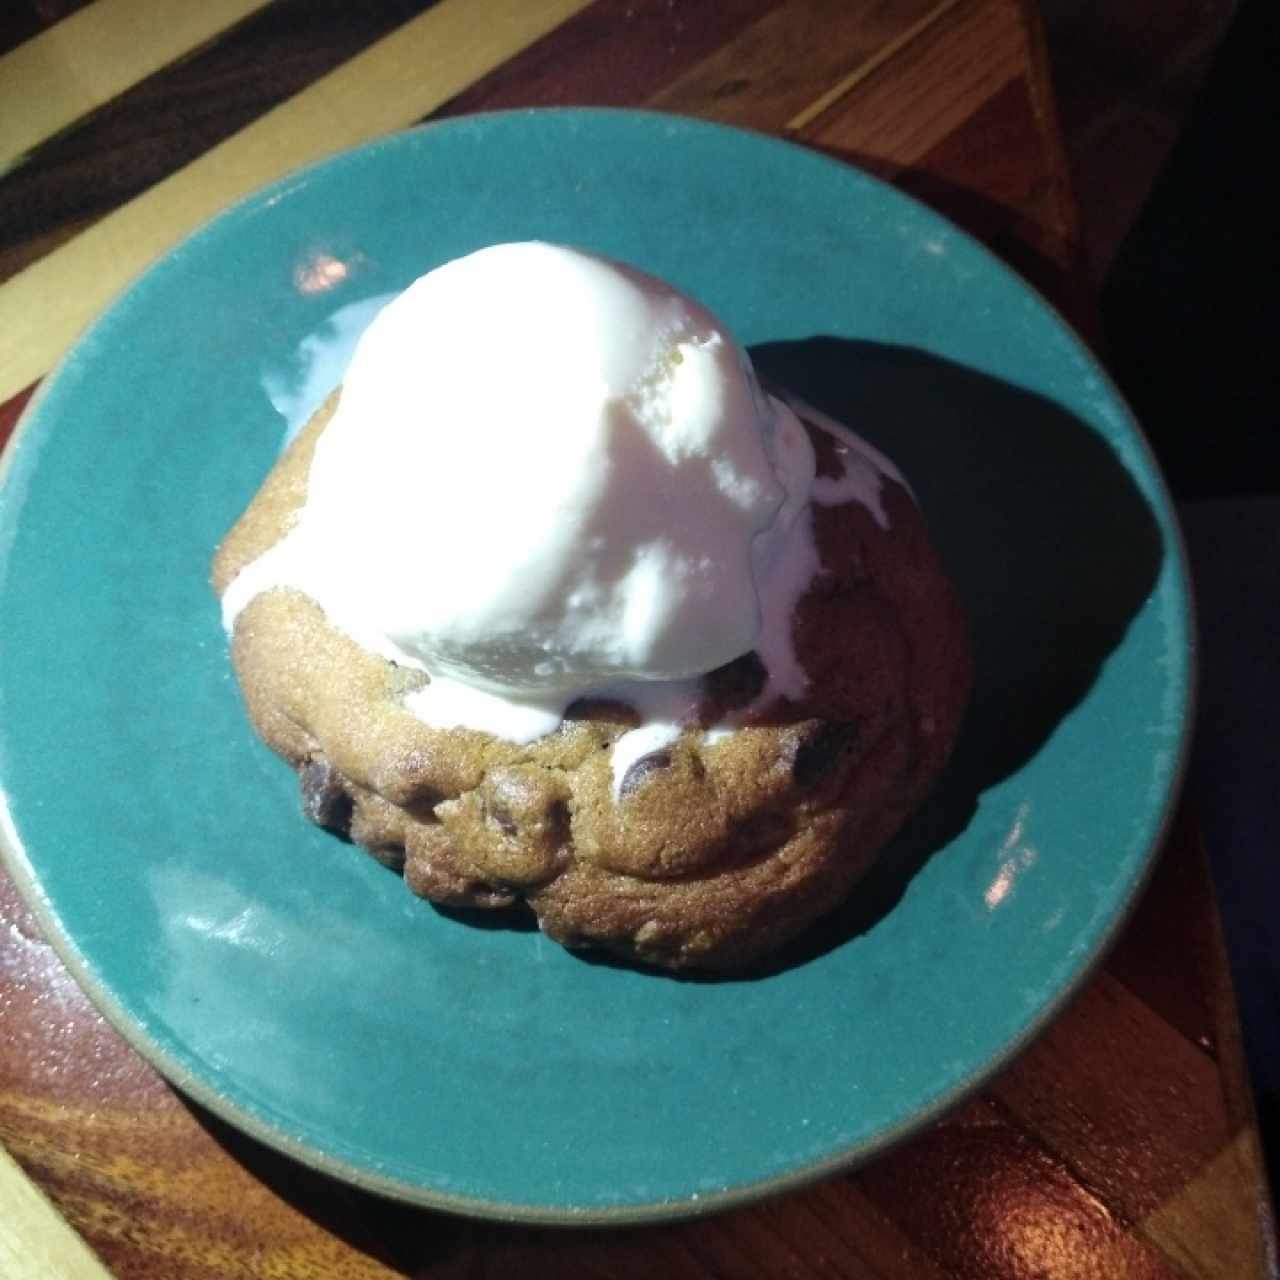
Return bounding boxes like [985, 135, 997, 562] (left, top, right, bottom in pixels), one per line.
[0, 110, 1192, 1223]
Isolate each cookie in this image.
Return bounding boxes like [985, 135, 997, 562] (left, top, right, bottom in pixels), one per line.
[213, 391, 971, 970]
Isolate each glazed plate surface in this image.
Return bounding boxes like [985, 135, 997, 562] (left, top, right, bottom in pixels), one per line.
[0, 110, 1191, 1222]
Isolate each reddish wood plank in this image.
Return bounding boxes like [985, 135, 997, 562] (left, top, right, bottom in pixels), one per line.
[993, 972, 1230, 1223]
[649, 0, 941, 127]
[900, 77, 1091, 327]
[400, 1178, 951, 1280]
[797, 0, 1025, 165]
[901, 74, 1075, 261]
[788, 1, 1091, 328]
[0, 881, 950, 1280]
[1014, 0, 1078, 251]
[437, 0, 777, 116]
[1, 855, 942, 1279]
[0, 382, 36, 454]
[0, 874, 409, 1279]
[854, 1097, 1188, 1280]
[749, 1180, 953, 1279]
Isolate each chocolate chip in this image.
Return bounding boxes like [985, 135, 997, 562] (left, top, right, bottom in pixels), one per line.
[299, 757, 353, 834]
[619, 750, 672, 799]
[488, 801, 518, 835]
[788, 721, 860, 787]
[484, 767, 561, 837]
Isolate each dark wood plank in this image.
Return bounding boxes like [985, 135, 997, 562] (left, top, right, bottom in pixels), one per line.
[0, 0, 93, 59]
[1043, 0, 1236, 281]
[1045, 0, 1236, 148]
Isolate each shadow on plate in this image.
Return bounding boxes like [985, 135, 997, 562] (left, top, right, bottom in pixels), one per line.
[422, 340, 1164, 982]
[579, 339, 1165, 982]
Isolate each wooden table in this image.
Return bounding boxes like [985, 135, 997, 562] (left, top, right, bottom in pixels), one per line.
[0, 3, 1274, 1277]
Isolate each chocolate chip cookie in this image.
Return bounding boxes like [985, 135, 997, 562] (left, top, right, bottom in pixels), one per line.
[213, 392, 971, 970]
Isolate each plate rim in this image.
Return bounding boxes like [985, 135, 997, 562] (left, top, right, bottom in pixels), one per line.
[0, 106, 1197, 1226]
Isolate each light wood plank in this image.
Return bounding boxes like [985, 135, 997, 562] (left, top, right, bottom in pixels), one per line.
[0, 0, 592, 404]
[0, 1143, 113, 1280]
[0, 0, 274, 175]
[1139, 1131, 1274, 1280]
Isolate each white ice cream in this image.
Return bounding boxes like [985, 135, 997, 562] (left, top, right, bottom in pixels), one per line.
[222, 243, 893, 770]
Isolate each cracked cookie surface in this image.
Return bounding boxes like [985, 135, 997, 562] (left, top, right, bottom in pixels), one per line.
[213, 391, 971, 970]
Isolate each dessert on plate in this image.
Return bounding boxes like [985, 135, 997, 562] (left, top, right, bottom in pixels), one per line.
[213, 242, 971, 970]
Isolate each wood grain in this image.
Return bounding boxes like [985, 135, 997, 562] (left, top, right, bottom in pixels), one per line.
[0, 0, 274, 175]
[438, 0, 778, 116]
[1140, 1131, 1274, 1280]
[855, 1095, 1186, 1280]
[0, 1, 1272, 1277]
[993, 972, 1230, 1221]
[799, 0, 1023, 166]
[0, 383, 34, 456]
[650, 0, 944, 127]
[4, 817, 1267, 1278]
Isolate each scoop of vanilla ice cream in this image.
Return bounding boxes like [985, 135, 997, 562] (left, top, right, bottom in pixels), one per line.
[224, 242, 818, 740]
